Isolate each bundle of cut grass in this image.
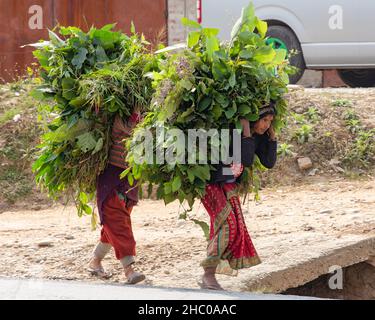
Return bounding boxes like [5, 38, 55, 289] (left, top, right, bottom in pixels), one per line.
[124, 3, 293, 209]
[30, 24, 158, 220]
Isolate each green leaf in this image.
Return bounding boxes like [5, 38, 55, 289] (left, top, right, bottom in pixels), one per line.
[128, 173, 134, 186]
[230, 3, 255, 40]
[214, 93, 230, 108]
[187, 169, 195, 183]
[72, 47, 88, 69]
[82, 204, 93, 215]
[239, 49, 253, 59]
[62, 77, 76, 100]
[48, 29, 65, 47]
[172, 176, 182, 192]
[180, 79, 193, 90]
[205, 36, 219, 61]
[95, 46, 108, 63]
[60, 26, 84, 36]
[91, 29, 120, 50]
[164, 193, 177, 205]
[212, 60, 229, 80]
[177, 106, 195, 122]
[238, 104, 251, 115]
[130, 21, 136, 34]
[32, 49, 50, 67]
[238, 30, 253, 43]
[102, 24, 117, 32]
[76, 132, 97, 153]
[198, 97, 212, 112]
[164, 182, 172, 194]
[247, 113, 259, 121]
[202, 28, 219, 37]
[30, 88, 45, 100]
[188, 31, 201, 48]
[181, 17, 202, 30]
[69, 97, 86, 108]
[91, 212, 98, 230]
[253, 46, 276, 63]
[255, 17, 268, 38]
[120, 167, 131, 179]
[191, 219, 210, 241]
[211, 104, 223, 120]
[191, 165, 210, 181]
[225, 107, 236, 119]
[79, 192, 88, 204]
[231, 18, 243, 42]
[273, 49, 287, 65]
[92, 138, 104, 154]
[229, 72, 236, 88]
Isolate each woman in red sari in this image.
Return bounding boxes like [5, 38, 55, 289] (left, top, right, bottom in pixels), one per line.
[200, 104, 278, 290]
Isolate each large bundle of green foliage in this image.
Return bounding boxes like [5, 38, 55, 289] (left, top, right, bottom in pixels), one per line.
[31, 24, 158, 219]
[124, 4, 292, 209]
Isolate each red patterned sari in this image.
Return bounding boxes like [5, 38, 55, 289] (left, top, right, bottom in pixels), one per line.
[201, 182, 261, 275]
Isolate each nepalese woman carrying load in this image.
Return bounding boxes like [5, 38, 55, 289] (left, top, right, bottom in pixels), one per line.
[88, 110, 146, 284]
[199, 103, 278, 291]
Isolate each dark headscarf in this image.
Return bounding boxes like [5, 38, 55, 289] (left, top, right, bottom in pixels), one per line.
[258, 100, 277, 119]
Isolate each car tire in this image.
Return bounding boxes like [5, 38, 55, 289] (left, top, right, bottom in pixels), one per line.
[266, 25, 306, 84]
[337, 69, 375, 88]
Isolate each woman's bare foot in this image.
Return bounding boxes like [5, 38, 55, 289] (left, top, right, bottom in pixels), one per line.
[87, 257, 112, 279]
[89, 257, 102, 270]
[200, 267, 224, 291]
[124, 264, 146, 284]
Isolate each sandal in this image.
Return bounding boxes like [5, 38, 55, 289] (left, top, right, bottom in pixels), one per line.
[126, 271, 146, 285]
[87, 266, 113, 279]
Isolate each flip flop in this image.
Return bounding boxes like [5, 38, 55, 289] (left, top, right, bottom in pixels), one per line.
[87, 266, 113, 279]
[127, 271, 146, 285]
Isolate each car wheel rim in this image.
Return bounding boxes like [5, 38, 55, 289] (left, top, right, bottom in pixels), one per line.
[266, 37, 288, 52]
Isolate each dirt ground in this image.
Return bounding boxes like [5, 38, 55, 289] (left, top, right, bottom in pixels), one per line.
[1, 176, 374, 293]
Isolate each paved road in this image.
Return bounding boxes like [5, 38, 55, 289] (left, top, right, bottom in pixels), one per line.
[0, 278, 321, 300]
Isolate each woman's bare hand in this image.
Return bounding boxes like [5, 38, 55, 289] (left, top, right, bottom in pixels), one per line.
[267, 125, 276, 140]
[240, 118, 251, 137]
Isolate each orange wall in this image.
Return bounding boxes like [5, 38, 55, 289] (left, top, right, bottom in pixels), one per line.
[0, 0, 167, 82]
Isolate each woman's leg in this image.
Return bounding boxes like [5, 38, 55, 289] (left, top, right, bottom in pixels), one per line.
[200, 184, 230, 290]
[100, 189, 145, 284]
[200, 183, 261, 289]
[88, 229, 113, 278]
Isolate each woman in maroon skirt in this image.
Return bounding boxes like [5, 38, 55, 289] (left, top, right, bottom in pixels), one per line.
[200, 104, 278, 290]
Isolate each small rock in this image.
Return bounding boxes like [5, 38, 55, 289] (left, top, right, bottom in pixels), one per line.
[32, 205, 42, 211]
[297, 157, 313, 171]
[345, 209, 360, 214]
[302, 225, 314, 231]
[329, 158, 341, 166]
[143, 223, 150, 227]
[319, 209, 333, 214]
[13, 114, 21, 122]
[164, 271, 170, 275]
[64, 235, 74, 240]
[38, 241, 53, 248]
[308, 168, 319, 176]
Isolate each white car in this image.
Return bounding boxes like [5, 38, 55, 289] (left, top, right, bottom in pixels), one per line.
[200, 0, 375, 87]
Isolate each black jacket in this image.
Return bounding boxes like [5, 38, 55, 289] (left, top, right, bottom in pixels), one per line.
[209, 132, 277, 184]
